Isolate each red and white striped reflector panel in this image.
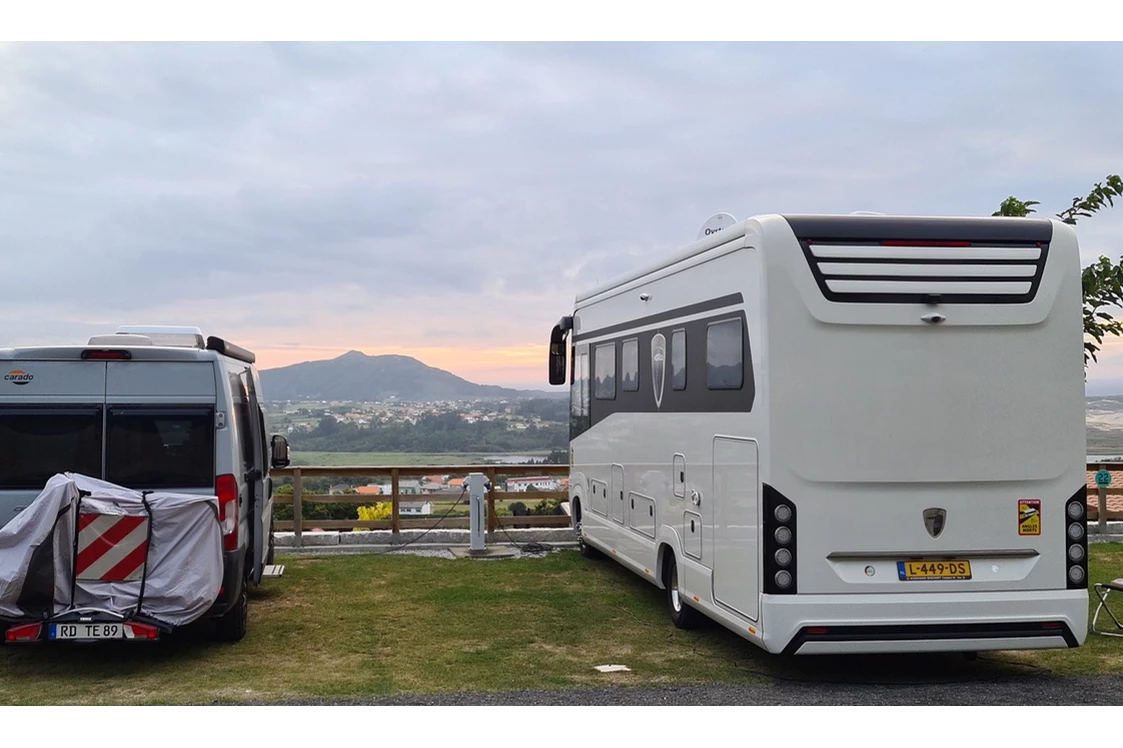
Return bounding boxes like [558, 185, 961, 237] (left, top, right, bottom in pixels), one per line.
[75, 513, 150, 582]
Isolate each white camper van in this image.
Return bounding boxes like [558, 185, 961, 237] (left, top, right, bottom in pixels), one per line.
[548, 213, 1089, 655]
[0, 326, 291, 643]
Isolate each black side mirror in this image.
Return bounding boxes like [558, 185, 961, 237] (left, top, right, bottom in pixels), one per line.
[548, 316, 573, 386]
[270, 434, 291, 469]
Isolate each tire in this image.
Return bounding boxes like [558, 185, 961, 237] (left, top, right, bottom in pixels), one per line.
[664, 553, 705, 629]
[578, 530, 602, 559]
[215, 578, 248, 643]
[574, 504, 602, 559]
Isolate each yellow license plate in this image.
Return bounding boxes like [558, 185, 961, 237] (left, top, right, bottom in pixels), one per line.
[897, 560, 972, 580]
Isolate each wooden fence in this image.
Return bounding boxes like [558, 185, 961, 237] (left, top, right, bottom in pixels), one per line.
[270, 464, 571, 547]
[1086, 460, 1123, 528]
[271, 460, 1123, 547]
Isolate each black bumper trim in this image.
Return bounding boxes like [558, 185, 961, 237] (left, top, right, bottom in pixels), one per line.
[782, 621, 1079, 655]
[206, 549, 246, 618]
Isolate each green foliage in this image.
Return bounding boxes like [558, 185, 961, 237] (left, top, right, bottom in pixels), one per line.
[528, 498, 564, 516]
[995, 174, 1123, 367]
[271, 482, 360, 522]
[287, 408, 567, 454]
[357, 503, 392, 521]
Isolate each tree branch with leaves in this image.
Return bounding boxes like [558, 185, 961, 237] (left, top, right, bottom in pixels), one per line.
[993, 174, 1123, 367]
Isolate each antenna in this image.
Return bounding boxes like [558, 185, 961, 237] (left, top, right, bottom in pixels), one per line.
[697, 212, 738, 241]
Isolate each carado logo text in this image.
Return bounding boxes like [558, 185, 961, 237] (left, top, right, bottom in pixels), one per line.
[4, 369, 33, 385]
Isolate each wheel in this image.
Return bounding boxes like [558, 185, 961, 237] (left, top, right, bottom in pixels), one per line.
[574, 504, 601, 559]
[664, 553, 705, 629]
[215, 578, 248, 643]
[578, 530, 602, 559]
[265, 519, 276, 566]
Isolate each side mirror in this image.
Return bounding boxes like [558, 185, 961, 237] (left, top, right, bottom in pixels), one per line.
[270, 434, 291, 469]
[548, 316, 572, 386]
[548, 344, 567, 386]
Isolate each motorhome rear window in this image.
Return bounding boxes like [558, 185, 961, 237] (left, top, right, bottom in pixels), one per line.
[0, 407, 103, 490]
[106, 407, 215, 489]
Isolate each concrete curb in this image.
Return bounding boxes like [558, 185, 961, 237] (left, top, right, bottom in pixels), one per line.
[273, 527, 577, 549]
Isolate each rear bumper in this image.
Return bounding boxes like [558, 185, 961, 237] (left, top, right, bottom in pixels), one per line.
[4, 608, 171, 644]
[764, 589, 1089, 655]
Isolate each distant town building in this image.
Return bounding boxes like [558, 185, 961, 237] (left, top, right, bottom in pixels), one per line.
[400, 501, 433, 516]
[505, 477, 560, 492]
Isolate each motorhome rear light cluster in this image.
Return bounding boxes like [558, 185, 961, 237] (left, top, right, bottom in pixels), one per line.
[81, 349, 132, 360]
[5, 623, 42, 643]
[1065, 488, 1088, 590]
[216, 474, 239, 552]
[799, 239, 1049, 305]
[763, 485, 797, 595]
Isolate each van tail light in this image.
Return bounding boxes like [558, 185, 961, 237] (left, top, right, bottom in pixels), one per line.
[125, 622, 160, 640]
[5, 623, 42, 643]
[216, 474, 239, 552]
[81, 349, 132, 360]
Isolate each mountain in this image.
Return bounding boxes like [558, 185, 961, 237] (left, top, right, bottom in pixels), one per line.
[259, 351, 559, 402]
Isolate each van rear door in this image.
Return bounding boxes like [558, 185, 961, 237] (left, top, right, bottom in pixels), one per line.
[104, 361, 217, 492]
[0, 360, 107, 528]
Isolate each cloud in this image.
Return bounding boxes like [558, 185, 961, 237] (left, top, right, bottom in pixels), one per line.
[1, 42, 1122, 387]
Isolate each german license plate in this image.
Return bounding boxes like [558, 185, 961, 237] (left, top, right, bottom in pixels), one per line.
[897, 560, 972, 580]
[49, 623, 126, 640]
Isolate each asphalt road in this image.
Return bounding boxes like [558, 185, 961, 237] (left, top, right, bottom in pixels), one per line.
[340, 678, 1123, 705]
[267, 669, 1123, 706]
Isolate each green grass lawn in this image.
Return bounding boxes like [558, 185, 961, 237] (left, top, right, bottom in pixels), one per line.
[291, 451, 553, 467]
[3, 545, 1123, 705]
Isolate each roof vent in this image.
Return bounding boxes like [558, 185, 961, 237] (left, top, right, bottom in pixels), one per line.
[87, 333, 154, 346]
[114, 325, 205, 349]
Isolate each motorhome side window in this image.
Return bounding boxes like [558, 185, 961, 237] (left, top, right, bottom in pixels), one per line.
[106, 407, 216, 489]
[706, 318, 743, 390]
[671, 329, 687, 390]
[594, 342, 616, 400]
[0, 407, 102, 489]
[621, 338, 639, 392]
[570, 350, 591, 439]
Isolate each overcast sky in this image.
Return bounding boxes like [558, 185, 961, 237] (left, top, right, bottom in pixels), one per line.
[2, 41, 1122, 391]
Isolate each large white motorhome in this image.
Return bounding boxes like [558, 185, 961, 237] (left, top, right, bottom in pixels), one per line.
[0, 326, 291, 643]
[548, 213, 1089, 655]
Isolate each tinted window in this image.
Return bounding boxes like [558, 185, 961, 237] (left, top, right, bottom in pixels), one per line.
[570, 350, 591, 440]
[233, 401, 256, 475]
[0, 408, 102, 489]
[707, 318, 744, 389]
[621, 338, 639, 392]
[594, 343, 616, 400]
[106, 407, 215, 489]
[671, 329, 687, 391]
[230, 369, 258, 475]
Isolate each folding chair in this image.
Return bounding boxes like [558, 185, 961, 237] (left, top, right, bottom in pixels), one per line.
[1091, 579, 1123, 637]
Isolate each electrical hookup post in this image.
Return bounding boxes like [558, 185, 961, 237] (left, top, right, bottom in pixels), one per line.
[451, 472, 516, 559]
[467, 472, 490, 555]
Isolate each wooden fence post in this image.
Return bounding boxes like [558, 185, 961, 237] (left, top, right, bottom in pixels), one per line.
[293, 468, 303, 548]
[486, 466, 497, 535]
[391, 468, 401, 538]
[1099, 483, 1108, 535]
